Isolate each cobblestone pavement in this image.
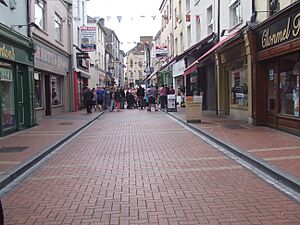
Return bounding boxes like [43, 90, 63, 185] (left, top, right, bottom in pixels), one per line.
[2, 110, 300, 225]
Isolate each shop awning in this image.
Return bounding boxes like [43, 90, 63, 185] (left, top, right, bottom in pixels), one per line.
[183, 29, 242, 76]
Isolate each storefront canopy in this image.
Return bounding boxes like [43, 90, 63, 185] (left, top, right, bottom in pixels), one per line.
[183, 28, 242, 76]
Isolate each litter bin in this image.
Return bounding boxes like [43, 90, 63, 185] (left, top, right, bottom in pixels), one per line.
[167, 94, 177, 112]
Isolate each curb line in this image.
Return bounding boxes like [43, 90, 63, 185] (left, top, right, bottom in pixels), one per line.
[162, 110, 300, 195]
[0, 111, 105, 191]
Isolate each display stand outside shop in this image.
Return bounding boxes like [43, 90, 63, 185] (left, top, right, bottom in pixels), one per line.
[186, 95, 202, 123]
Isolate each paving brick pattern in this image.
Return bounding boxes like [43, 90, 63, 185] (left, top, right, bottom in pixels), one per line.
[0, 112, 98, 175]
[169, 109, 300, 178]
[2, 110, 300, 225]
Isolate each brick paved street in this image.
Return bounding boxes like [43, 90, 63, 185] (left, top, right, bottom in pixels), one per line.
[2, 110, 300, 225]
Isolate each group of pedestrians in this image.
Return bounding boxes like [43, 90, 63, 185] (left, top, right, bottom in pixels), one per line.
[83, 84, 175, 114]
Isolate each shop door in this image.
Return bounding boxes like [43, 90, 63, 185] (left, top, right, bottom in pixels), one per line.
[224, 70, 230, 115]
[44, 75, 51, 116]
[266, 63, 277, 114]
[16, 65, 25, 130]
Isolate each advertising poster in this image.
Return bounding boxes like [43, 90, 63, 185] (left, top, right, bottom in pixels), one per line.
[80, 26, 96, 52]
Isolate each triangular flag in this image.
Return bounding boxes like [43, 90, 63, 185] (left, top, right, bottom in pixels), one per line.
[106, 16, 111, 21]
[117, 16, 122, 23]
[152, 15, 156, 20]
[140, 16, 145, 18]
[130, 17, 134, 21]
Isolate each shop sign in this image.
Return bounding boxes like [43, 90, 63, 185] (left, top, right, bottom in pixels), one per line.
[0, 42, 31, 65]
[34, 41, 70, 75]
[256, 10, 300, 51]
[220, 44, 246, 64]
[80, 26, 96, 52]
[172, 59, 185, 77]
[0, 68, 13, 81]
[155, 45, 168, 57]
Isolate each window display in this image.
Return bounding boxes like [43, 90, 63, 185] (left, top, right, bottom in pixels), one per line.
[279, 53, 299, 117]
[230, 68, 248, 107]
[51, 76, 62, 105]
[34, 72, 42, 108]
[0, 66, 15, 129]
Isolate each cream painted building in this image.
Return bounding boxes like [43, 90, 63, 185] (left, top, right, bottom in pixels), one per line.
[125, 44, 147, 86]
[87, 17, 106, 88]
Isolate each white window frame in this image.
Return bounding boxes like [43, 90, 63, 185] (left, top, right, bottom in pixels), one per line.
[35, 0, 45, 30]
[55, 13, 62, 42]
[230, 0, 242, 27]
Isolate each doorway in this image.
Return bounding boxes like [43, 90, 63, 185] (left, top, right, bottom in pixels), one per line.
[44, 75, 51, 116]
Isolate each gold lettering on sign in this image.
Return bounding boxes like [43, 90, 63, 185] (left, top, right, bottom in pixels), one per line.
[0, 44, 15, 60]
[292, 13, 300, 36]
[262, 18, 291, 49]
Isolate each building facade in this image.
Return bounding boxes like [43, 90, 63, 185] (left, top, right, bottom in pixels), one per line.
[0, 1, 36, 136]
[87, 17, 106, 88]
[72, 0, 90, 111]
[30, 0, 72, 120]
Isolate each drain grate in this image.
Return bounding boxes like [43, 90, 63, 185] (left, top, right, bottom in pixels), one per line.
[0, 146, 28, 153]
[223, 124, 247, 130]
[58, 122, 74, 125]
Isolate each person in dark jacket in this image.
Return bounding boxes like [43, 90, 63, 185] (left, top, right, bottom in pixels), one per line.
[84, 87, 93, 114]
[137, 85, 145, 109]
[0, 199, 4, 225]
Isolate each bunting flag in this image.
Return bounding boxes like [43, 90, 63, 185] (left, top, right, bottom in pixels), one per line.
[130, 17, 134, 21]
[195, 15, 200, 22]
[151, 15, 156, 20]
[117, 16, 122, 23]
[186, 15, 191, 22]
[106, 16, 111, 21]
[140, 16, 146, 19]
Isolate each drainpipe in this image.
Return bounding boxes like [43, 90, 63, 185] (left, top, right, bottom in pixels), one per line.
[217, 0, 220, 42]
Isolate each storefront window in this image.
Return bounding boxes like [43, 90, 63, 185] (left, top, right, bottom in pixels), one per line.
[0, 64, 15, 129]
[34, 72, 42, 108]
[267, 66, 276, 111]
[51, 76, 62, 105]
[230, 68, 248, 106]
[279, 53, 299, 116]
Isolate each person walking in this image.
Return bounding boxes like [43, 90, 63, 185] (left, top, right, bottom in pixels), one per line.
[96, 86, 105, 111]
[120, 87, 126, 109]
[83, 87, 93, 114]
[159, 84, 167, 109]
[115, 87, 121, 110]
[137, 85, 145, 109]
[109, 88, 116, 112]
[0, 199, 3, 225]
[146, 85, 158, 112]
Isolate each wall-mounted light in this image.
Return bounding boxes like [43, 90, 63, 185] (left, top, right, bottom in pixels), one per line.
[11, 22, 40, 29]
[0, 0, 8, 7]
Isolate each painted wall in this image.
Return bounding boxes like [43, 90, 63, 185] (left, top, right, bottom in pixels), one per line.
[0, 0, 28, 36]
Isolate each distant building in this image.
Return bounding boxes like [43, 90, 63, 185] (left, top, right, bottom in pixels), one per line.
[125, 43, 147, 87]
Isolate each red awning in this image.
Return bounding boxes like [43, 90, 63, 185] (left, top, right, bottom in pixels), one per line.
[183, 29, 242, 76]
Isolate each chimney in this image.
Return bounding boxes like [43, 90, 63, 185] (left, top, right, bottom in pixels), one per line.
[99, 18, 105, 26]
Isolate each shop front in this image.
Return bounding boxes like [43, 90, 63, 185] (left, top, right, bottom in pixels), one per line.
[217, 39, 250, 121]
[249, 1, 300, 134]
[0, 24, 36, 136]
[34, 41, 71, 120]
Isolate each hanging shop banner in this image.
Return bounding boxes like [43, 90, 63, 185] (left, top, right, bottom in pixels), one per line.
[155, 45, 168, 58]
[80, 26, 97, 52]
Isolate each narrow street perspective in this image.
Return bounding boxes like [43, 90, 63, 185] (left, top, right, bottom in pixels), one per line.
[2, 110, 300, 225]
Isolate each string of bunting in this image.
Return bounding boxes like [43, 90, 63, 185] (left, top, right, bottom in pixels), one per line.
[105, 15, 158, 23]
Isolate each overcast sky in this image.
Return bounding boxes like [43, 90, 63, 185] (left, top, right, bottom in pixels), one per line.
[87, 0, 162, 53]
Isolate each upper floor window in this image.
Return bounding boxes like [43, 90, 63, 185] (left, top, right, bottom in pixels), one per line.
[55, 14, 62, 42]
[207, 5, 213, 34]
[186, 0, 191, 13]
[179, 0, 182, 21]
[35, 0, 45, 29]
[230, 0, 242, 27]
[187, 25, 191, 48]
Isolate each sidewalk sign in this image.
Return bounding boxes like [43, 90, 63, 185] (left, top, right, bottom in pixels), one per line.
[186, 95, 202, 122]
[167, 94, 177, 112]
